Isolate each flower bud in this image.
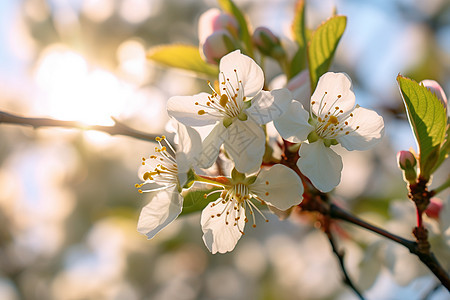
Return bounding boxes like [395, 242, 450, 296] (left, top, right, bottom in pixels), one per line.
[212, 13, 239, 36]
[420, 79, 448, 108]
[202, 30, 237, 64]
[397, 150, 416, 170]
[198, 9, 239, 46]
[425, 198, 443, 219]
[252, 27, 285, 59]
[397, 150, 417, 183]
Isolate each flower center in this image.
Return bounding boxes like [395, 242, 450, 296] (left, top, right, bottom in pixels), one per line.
[135, 136, 178, 193]
[310, 92, 359, 140]
[195, 70, 246, 121]
[206, 182, 269, 234]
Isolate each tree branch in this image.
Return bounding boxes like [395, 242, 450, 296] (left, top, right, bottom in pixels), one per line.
[329, 203, 450, 291]
[323, 217, 365, 300]
[0, 110, 158, 142]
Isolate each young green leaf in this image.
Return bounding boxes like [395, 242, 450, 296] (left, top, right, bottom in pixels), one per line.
[147, 44, 218, 77]
[290, 0, 307, 78]
[218, 0, 253, 57]
[397, 75, 447, 179]
[179, 188, 221, 216]
[307, 15, 347, 91]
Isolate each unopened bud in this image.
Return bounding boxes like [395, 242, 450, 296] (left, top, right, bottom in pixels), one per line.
[252, 27, 285, 59]
[397, 150, 416, 170]
[397, 150, 417, 183]
[212, 13, 239, 36]
[425, 198, 443, 219]
[202, 30, 237, 64]
[420, 79, 448, 108]
[198, 9, 239, 46]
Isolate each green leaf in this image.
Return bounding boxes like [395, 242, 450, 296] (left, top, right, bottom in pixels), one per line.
[179, 187, 221, 216]
[307, 15, 347, 91]
[397, 75, 447, 178]
[147, 44, 218, 77]
[218, 0, 253, 57]
[290, 0, 307, 78]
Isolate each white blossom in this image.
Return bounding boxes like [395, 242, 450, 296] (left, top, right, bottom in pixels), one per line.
[274, 72, 384, 192]
[136, 122, 201, 239]
[167, 50, 292, 173]
[201, 164, 303, 254]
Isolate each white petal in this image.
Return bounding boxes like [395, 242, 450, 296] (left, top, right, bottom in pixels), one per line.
[311, 72, 355, 118]
[246, 88, 292, 125]
[297, 141, 343, 192]
[252, 164, 303, 210]
[167, 93, 221, 126]
[137, 186, 183, 239]
[223, 120, 265, 174]
[273, 101, 313, 143]
[175, 121, 202, 173]
[219, 50, 264, 98]
[337, 106, 384, 151]
[201, 198, 246, 254]
[197, 123, 227, 168]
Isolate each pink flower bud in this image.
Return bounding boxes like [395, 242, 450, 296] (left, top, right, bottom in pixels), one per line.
[425, 198, 443, 219]
[397, 150, 417, 183]
[252, 27, 284, 58]
[397, 150, 417, 170]
[198, 8, 239, 46]
[212, 13, 239, 34]
[202, 30, 236, 64]
[420, 79, 448, 108]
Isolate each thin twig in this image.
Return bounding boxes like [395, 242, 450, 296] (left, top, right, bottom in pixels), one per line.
[329, 203, 450, 291]
[0, 111, 158, 142]
[323, 219, 365, 300]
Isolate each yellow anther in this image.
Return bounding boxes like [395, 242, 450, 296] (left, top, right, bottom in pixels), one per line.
[138, 190, 143, 193]
[161, 146, 166, 151]
[198, 110, 206, 115]
[265, 192, 269, 196]
[161, 135, 166, 139]
[155, 137, 161, 142]
[329, 115, 338, 124]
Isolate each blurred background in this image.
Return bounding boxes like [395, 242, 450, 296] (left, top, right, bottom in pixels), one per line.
[0, 0, 449, 299]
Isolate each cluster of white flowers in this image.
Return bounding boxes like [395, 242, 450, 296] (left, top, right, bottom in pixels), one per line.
[136, 50, 384, 254]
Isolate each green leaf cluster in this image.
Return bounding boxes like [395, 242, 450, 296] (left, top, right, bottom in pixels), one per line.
[290, 0, 347, 91]
[397, 75, 448, 179]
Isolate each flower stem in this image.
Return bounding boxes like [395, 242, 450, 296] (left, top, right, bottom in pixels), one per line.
[193, 174, 229, 187]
